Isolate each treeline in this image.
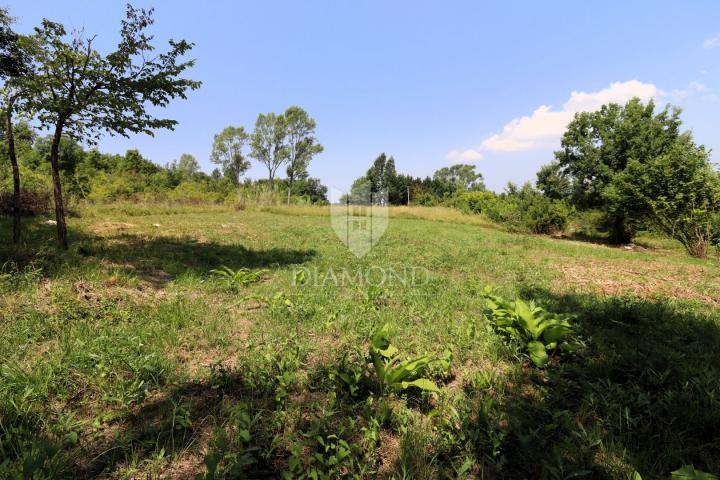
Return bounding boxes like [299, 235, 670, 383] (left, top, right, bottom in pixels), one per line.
[348, 153, 573, 235]
[348, 98, 720, 258]
[0, 126, 329, 208]
[347, 153, 486, 205]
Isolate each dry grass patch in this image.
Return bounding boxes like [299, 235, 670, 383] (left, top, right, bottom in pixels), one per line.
[554, 258, 720, 304]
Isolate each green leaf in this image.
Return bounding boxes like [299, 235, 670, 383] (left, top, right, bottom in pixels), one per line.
[543, 324, 572, 345]
[671, 465, 718, 480]
[515, 300, 542, 339]
[397, 378, 440, 393]
[527, 340, 549, 368]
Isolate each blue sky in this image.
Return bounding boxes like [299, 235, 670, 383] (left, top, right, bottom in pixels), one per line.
[10, 1, 720, 192]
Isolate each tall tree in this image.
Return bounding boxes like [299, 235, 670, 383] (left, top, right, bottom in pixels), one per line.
[365, 153, 397, 198]
[176, 153, 200, 180]
[0, 10, 32, 243]
[433, 164, 485, 192]
[210, 126, 250, 184]
[554, 97, 682, 243]
[250, 112, 286, 189]
[26, 6, 199, 248]
[282, 106, 323, 204]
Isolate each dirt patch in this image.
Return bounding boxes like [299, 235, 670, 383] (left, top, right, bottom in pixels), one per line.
[138, 268, 173, 288]
[554, 259, 720, 304]
[377, 431, 401, 475]
[159, 452, 206, 479]
[91, 221, 137, 235]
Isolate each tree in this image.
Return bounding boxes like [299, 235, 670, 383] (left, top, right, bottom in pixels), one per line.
[554, 97, 682, 243]
[607, 134, 720, 258]
[536, 161, 572, 200]
[283, 106, 323, 204]
[26, 6, 199, 248]
[0, 9, 32, 243]
[32, 135, 86, 174]
[250, 112, 286, 189]
[210, 126, 250, 184]
[363, 153, 398, 202]
[433, 164, 485, 192]
[175, 153, 200, 180]
[0, 8, 29, 78]
[118, 149, 158, 175]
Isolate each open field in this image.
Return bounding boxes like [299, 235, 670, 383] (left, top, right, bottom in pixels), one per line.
[1, 205, 720, 479]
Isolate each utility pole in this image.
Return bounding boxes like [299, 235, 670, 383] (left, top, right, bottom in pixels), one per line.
[407, 186, 410, 205]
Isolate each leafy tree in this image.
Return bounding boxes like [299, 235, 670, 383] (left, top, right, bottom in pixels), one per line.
[25, 5, 199, 248]
[536, 161, 572, 200]
[0, 8, 29, 78]
[250, 112, 286, 188]
[283, 106, 323, 204]
[554, 97, 682, 243]
[210, 125, 250, 184]
[607, 135, 720, 257]
[291, 177, 328, 204]
[361, 153, 398, 203]
[433, 164, 485, 192]
[173, 153, 200, 181]
[31, 135, 86, 174]
[0, 9, 33, 243]
[117, 149, 158, 175]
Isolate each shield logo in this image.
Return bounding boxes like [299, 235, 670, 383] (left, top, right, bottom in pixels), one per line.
[330, 180, 389, 257]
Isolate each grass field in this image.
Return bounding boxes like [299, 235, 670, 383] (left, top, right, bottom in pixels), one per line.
[1, 205, 719, 479]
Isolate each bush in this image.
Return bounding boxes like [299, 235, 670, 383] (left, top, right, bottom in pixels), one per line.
[520, 194, 573, 234]
[0, 190, 51, 216]
[608, 135, 720, 257]
[447, 190, 497, 214]
[450, 188, 572, 234]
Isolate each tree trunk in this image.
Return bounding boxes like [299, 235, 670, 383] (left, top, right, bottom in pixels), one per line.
[6, 100, 21, 244]
[49, 121, 68, 249]
[287, 174, 293, 205]
[607, 214, 634, 244]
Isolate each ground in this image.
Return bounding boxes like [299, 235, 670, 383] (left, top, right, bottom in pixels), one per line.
[1, 204, 719, 479]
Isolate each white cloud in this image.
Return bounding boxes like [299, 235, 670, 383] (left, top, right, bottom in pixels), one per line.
[703, 35, 720, 49]
[445, 148, 484, 162]
[688, 81, 707, 92]
[479, 80, 659, 153]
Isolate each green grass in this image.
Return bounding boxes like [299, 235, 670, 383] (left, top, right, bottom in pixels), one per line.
[1, 205, 719, 479]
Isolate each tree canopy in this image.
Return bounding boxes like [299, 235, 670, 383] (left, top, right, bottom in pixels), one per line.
[553, 97, 683, 243]
[210, 126, 250, 184]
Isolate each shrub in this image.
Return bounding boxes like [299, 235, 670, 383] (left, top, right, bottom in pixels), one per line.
[608, 135, 720, 257]
[447, 190, 497, 214]
[0, 190, 51, 216]
[481, 286, 579, 368]
[520, 194, 574, 234]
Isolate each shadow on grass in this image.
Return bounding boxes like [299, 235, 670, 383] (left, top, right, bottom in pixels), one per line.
[92, 234, 317, 283]
[76, 371, 280, 479]
[492, 287, 720, 478]
[0, 218, 317, 284]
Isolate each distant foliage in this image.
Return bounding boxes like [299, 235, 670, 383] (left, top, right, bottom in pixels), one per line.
[448, 185, 573, 234]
